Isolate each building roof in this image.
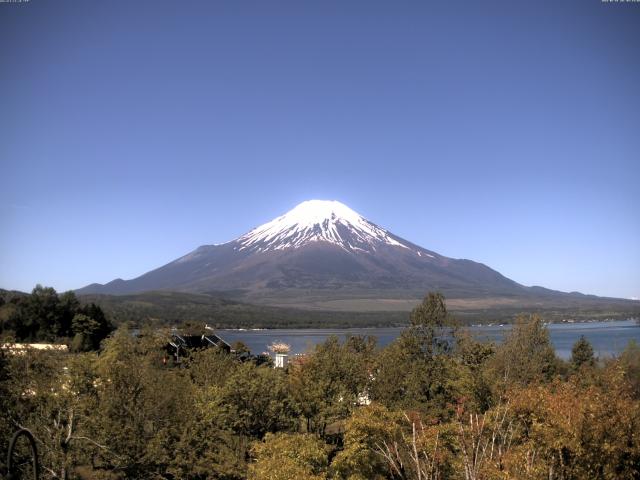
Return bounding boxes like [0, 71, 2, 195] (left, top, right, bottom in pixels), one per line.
[168, 329, 231, 352]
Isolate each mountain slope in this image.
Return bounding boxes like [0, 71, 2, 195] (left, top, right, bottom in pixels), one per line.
[74, 290, 640, 328]
[76, 200, 637, 312]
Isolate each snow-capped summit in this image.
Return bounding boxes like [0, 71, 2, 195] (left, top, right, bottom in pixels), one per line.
[77, 199, 533, 305]
[237, 200, 409, 252]
[77, 200, 636, 316]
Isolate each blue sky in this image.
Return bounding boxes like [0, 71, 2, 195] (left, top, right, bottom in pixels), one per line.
[1, 0, 639, 299]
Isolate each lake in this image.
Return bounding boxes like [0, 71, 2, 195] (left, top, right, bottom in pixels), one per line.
[220, 319, 640, 359]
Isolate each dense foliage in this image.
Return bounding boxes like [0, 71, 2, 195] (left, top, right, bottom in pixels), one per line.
[0, 286, 113, 351]
[1, 293, 639, 479]
[4, 286, 638, 330]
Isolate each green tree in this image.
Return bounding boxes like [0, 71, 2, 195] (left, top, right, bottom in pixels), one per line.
[171, 421, 245, 480]
[370, 293, 460, 416]
[408, 292, 454, 358]
[288, 335, 375, 436]
[4, 348, 102, 480]
[185, 346, 239, 386]
[0, 348, 12, 474]
[249, 433, 330, 480]
[1, 287, 112, 348]
[56, 291, 81, 338]
[410, 291, 449, 328]
[371, 328, 462, 417]
[487, 314, 559, 390]
[213, 362, 297, 439]
[21, 285, 60, 340]
[71, 314, 102, 352]
[571, 335, 595, 371]
[169, 348, 259, 479]
[454, 330, 496, 411]
[78, 303, 113, 339]
[231, 340, 250, 354]
[91, 327, 192, 478]
[70, 307, 113, 352]
[334, 405, 456, 480]
[331, 404, 400, 480]
[618, 339, 640, 399]
[170, 384, 247, 480]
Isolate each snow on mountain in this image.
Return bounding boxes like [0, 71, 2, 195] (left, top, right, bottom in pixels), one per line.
[76, 199, 531, 301]
[236, 200, 410, 253]
[74, 199, 640, 319]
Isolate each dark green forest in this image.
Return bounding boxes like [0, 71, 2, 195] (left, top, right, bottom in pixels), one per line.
[0, 286, 113, 351]
[1, 292, 639, 479]
[2, 286, 638, 333]
[77, 291, 410, 329]
[0, 287, 408, 331]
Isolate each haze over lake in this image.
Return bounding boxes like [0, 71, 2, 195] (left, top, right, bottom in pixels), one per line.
[221, 319, 640, 359]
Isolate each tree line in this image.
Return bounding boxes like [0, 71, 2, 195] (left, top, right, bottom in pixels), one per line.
[0, 285, 113, 352]
[0, 292, 639, 479]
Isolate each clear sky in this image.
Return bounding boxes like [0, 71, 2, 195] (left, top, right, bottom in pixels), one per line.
[1, 0, 639, 299]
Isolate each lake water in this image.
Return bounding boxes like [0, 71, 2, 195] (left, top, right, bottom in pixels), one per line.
[220, 319, 640, 359]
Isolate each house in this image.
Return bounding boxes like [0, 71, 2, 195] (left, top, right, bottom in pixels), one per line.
[164, 325, 273, 366]
[165, 325, 231, 364]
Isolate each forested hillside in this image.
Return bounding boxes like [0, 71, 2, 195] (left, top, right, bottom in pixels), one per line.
[78, 291, 409, 328]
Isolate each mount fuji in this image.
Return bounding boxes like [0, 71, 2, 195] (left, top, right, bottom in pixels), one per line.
[77, 200, 634, 312]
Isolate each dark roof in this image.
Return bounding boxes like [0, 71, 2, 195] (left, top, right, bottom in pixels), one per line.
[169, 331, 231, 351]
